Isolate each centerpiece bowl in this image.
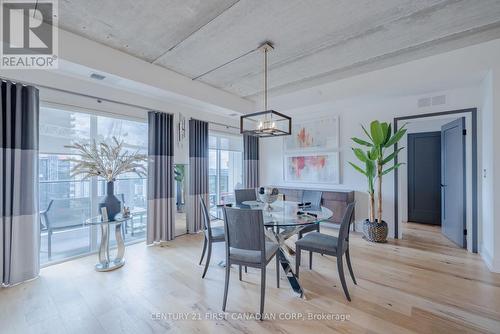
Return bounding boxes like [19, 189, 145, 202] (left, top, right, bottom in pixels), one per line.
[258, 187, 279, 211]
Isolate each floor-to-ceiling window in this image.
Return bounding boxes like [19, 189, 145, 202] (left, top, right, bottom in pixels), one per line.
[208, 132, 243, 207]
[39, 106, 147, 265]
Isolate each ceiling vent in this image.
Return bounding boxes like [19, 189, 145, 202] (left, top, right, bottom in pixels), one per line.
[418, 94, 446, 108]
[90, 73, 106, 80]
[432, 95, 446, 106]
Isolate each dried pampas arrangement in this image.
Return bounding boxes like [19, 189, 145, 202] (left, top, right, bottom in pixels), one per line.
[65, 137, 147, 182]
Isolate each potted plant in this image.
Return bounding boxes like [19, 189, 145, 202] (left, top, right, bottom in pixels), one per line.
[66, 137, 147, 220]
[349, 121, 406, 242]
[174, 164, 186, 213]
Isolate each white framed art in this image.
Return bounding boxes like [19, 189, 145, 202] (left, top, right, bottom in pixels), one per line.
[282, 116, 340, 184]
[284, 116, 339, 152]
[283, 151, 340, 184]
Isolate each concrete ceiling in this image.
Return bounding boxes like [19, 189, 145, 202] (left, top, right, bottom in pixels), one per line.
[55, 0, 500, 101]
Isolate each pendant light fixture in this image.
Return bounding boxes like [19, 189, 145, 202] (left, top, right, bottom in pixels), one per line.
[240, 42, 291, 137]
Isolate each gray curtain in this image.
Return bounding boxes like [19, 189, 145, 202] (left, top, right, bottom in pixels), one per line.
[243, 134, 259, 188]
[147, 111, 174, 244]
[187, 119, 208, 234]
[1, 80, 40, 286]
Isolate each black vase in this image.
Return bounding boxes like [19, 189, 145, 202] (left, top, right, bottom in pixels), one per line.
[99, 182, 121, 221]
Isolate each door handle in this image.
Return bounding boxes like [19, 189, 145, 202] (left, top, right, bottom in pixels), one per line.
[440, 183, 447, 187]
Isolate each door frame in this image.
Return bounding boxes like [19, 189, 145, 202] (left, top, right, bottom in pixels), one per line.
[407, 131, 442, 225]
[393, 108, 478, 252]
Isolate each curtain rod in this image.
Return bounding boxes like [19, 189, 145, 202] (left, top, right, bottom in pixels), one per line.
[190, 117, 240, 131]
[1, 76, 156, 112]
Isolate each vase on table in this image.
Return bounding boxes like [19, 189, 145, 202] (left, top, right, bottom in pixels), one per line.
[99, 181, 121, 221]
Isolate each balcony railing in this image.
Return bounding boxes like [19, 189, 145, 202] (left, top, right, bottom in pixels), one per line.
[39, 177, 147, 264]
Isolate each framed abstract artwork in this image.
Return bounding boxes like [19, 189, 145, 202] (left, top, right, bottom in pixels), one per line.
[284, 152, 340, 184]
[284, 116, 339, 152]
[283, 116, 340, 184]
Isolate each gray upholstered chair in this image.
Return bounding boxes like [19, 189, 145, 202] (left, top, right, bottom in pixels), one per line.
[222, 207, 279, 318]
[199, 195, 225, 278]
[295, 202, 356, 301]
[234, 188, 257, 204]
[297, 190, 322, 239]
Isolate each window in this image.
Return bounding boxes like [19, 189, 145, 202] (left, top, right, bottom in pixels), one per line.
[39, 106, 147, 265]
[208, 132, 243, 207]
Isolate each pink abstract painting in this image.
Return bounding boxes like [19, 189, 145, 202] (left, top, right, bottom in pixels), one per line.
[285, 153, 339, 183]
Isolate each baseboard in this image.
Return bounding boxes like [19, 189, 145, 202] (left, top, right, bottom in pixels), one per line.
[480, 245, 500, 273]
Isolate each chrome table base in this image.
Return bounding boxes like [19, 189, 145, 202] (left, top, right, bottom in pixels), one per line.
[265, 225, 308, 298]
[95, 221, 125, 272]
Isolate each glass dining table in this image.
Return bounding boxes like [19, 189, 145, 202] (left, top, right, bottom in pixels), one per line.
[213, 200, 333, 298]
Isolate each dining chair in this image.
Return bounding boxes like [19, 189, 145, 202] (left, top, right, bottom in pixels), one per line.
[222, 207, 279, 319]
[199, 195, 225, 278]
[297, 190, 322, 239]
[234, 188, 257, 204]
[295, 202, 356, 301]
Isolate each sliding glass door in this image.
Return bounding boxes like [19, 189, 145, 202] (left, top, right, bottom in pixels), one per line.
[208, 132, 243, 207]
[39, 106, 147, 265]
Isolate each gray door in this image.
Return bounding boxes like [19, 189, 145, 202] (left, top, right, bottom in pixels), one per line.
[408, 132, 441, 225]
[441, 118, 466, 248]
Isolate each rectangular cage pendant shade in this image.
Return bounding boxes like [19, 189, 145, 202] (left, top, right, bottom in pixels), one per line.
[240, 110, 291, 137]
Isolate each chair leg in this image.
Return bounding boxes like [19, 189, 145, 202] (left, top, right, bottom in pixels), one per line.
[260, 267, 266, 320]
[199, 237, 207, 265]
[201, 243, 212, 278]
[295, 247, 300, 278]
[337, 257, 351, 301]
[345, 249, 357, 285]
[48, 230, 52, 260]
[239, 265, 242, 281]
[222, 260, 230, 311]
[309, 251, 313, 270]
[276, 255, 280, 288]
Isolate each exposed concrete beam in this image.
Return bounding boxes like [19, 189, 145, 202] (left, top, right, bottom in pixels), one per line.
[52, 29, 255, 114]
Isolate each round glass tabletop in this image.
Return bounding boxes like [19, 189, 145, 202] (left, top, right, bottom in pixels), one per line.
[234, 200, 333, 227]
[85, 214, 133, 226]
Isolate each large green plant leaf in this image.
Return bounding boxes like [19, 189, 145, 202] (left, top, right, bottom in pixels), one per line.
[353, 148, 368, 162]
[385, 126, 407, 148]
[366, 159, 376, 177]
[380, 122, 389, 145]
[382, 147, 404, 165]
[384, 123, 392, 144]
[361, 124, 372, 141]
[352, 137, 373, 147]
[382, 163, 404, 175]
[370, 121, 384, 145]
[349, 162, 366, 176]
[367, 146, 379, 160]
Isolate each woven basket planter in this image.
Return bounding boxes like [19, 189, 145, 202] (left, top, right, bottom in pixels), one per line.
[363, 219, 388, 243]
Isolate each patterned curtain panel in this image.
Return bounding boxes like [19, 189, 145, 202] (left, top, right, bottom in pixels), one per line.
[187, 119, 208, 233]
[243, 134, 259, 188]
[147, 111, 174, 244]
[1, 80, 40, 286]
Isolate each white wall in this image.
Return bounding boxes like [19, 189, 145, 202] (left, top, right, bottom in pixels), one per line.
[260, 86, 481, 239]
[481, 67, 500, 272]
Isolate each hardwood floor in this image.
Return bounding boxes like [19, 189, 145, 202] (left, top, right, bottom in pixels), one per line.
[402, 222, 459, 249]
[1, 226, 499, 334]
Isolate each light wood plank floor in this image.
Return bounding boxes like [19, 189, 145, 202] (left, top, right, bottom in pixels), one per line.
[1, 226, 499, 334]
[403, 222, 459, 249]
